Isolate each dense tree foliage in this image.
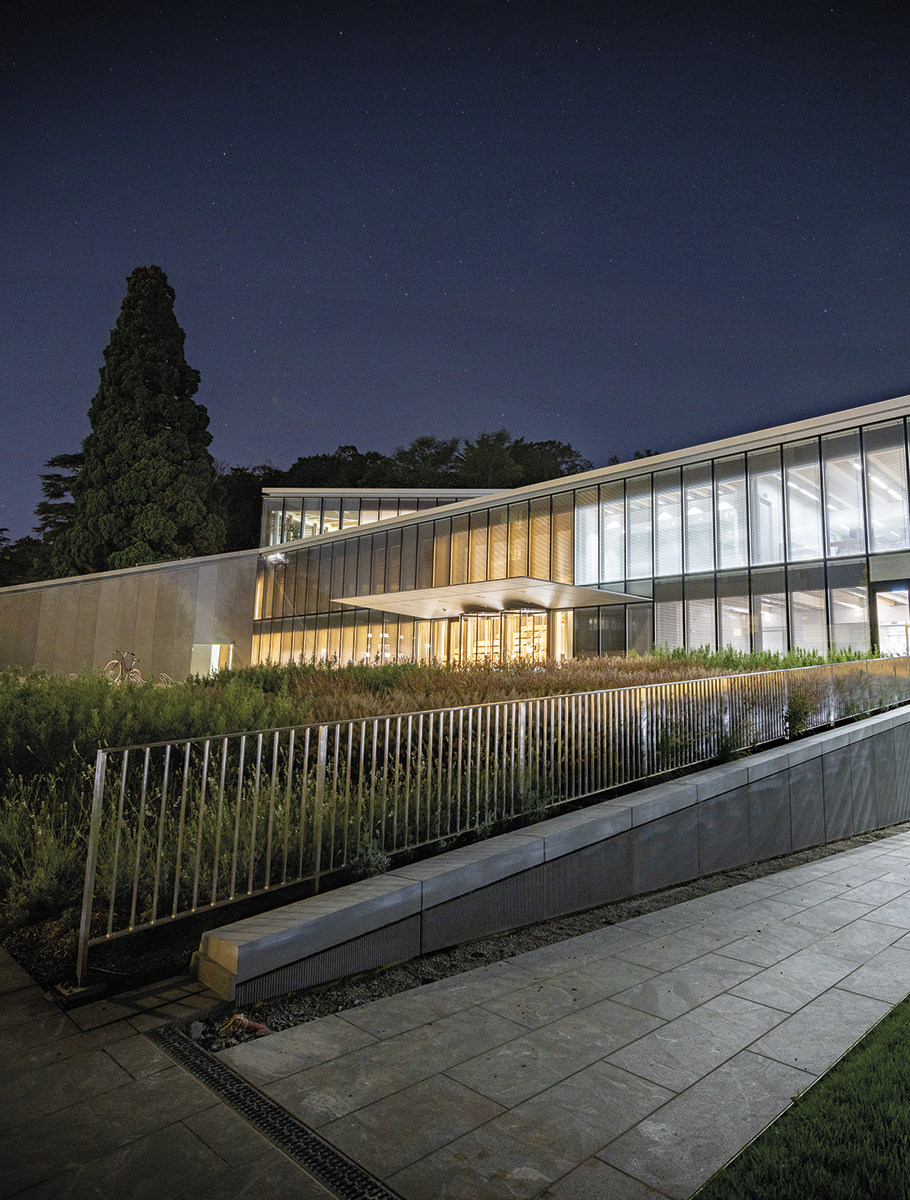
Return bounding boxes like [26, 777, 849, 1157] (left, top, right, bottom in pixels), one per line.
[212, 464, 283, 553]
[34, 452, 83, 546]
[0, 530, 48, 588]
[53, 266, 225, 575]
[23, 426, 597, 578]
[280, 429, 592, 493]
[210, 430, 596, 552]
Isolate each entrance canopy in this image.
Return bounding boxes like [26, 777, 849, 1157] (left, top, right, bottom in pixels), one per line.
[333, 577, 632, 620]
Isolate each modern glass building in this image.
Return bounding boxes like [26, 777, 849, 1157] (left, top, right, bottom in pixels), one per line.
[4, 394, 910, 680]
[253, 395, 910, 666]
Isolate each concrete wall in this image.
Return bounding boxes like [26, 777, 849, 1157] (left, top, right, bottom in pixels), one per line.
[193, 703, 910, 1003]
[0, 549, 260, 679]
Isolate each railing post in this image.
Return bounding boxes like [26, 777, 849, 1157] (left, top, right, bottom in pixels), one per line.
[312, 725, 328, 893]
[517, 700, 527, 801]
[76, 750, 108, 986]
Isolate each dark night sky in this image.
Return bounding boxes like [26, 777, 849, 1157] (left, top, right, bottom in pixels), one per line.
[2, 1, 909, 540]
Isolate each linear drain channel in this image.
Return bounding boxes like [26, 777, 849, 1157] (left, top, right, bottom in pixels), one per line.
[149, 1025, 402, 1200]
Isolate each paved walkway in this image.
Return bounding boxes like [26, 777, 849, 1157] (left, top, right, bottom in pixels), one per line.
[6, 829, 910, 1199]
[219, 828, 910, 1199]
[0, 962, 337, 1199]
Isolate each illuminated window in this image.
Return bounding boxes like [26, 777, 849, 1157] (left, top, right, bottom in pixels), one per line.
[823, 431, 866, 557]
[784, 440, 823, 561]
[748, 449, 784, 565]
[626, 476, 653, 579]
[717, 573, 750, 652]
[654, 470, 682, 576]
[863, 421, 910, 553]
[715, 456, 747, 569]
[684, 463, 714, 573]
[599, 481, 624, 581]
[574, 488, 599, 584]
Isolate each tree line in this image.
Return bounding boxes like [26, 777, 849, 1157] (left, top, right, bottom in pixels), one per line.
[0, 429, 595, 585]
[0, 265, 650, 587]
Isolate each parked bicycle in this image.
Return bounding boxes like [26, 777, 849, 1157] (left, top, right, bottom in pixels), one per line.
[102, 650, 143, 684]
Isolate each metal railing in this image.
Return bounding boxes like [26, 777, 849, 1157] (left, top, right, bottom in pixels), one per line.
[76, 656, 910, 982]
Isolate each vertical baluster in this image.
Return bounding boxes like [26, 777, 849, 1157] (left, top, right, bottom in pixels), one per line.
[296, 728, 312, 876]
[404, 714, 413, 851]
[230, 735, 246, 897]
[210, 739, 229, 905]
[150, 744, 171, 923]
[313, 726, 327, 891]
[329, 726, 341, 868]
[415, 713, 424, 845]
[77, 750, 109, 986]
[280, 729, 296, 885]
[192, 740, 211, 911]
[171, 741, 191, 917]
[343, 723, 354, 864]
[356, 720, 367, 855]
[129, 748, 152, 928]
[456, 709, 464, 832]
[263, 729, 281, 888]
[107, 751, 129, 936]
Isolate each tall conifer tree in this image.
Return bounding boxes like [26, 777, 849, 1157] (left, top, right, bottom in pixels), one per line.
[54, 266, 225, 574]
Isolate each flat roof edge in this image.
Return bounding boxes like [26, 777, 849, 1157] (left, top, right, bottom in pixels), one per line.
[0, 545, 262, 594]
[261, 487, 503, 498]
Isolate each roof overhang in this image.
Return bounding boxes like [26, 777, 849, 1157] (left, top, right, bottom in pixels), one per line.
[333, 577, 634, 620]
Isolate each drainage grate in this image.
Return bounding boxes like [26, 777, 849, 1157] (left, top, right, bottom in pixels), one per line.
[149, 1024, 402, 1200]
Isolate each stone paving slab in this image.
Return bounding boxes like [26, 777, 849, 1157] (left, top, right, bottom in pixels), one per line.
[598, 1051, 818, 1200]
[0, 950, 339, 1200]
[212, 827, 910, 1199]
[8, 826, 910, 1199]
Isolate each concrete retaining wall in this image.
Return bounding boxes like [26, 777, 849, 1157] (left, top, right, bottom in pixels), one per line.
[0, 549, 259, 679]
[193, 703, 910, 1003]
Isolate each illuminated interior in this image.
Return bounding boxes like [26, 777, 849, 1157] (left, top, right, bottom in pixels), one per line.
[253, 400, 910, 665]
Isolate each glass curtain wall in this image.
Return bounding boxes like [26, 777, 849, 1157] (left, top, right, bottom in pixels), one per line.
[254, 417, 908, 664]
[253, 496, 565, 665]
[571, 419, 903, 655]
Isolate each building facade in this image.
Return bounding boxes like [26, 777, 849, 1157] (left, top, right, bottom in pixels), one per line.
[253, 395, 910, 667]
[2, 394, 910, 678]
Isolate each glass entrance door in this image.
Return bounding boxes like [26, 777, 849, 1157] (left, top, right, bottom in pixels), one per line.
[875, 585, 910, 655]
[459, 612, 551, 664]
